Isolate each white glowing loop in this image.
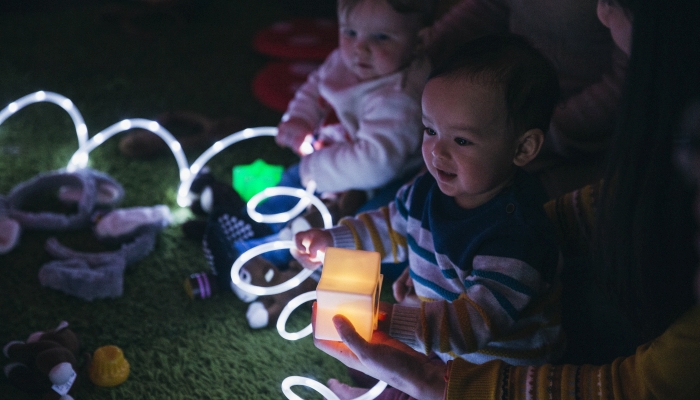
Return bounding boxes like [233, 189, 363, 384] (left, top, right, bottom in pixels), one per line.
[245, 180, 322, 226]
[92, 133, 106, 145]
[176, 126, 277, 207]
[281, 376, 387, 400]
[276, 291, 316, 341]
[66, 118, 189, 184]
[0, 91, 88, 149]
[246, 187, 311, 224]
[179, 168, 190, 181]
[67, 150, 89, 172]
[231, 241, 314, 296]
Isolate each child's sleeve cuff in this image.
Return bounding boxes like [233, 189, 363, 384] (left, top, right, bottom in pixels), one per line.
[330, 225, 357, 249]
[389, 304, 423, 352]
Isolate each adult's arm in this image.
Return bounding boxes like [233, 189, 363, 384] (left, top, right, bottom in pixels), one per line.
[317, 306, 700, 400]
[446, 305, 700, 399]
[539, 47, 629, 161]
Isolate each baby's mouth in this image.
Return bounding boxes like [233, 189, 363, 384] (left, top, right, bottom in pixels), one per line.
[436, 168, 456, 181]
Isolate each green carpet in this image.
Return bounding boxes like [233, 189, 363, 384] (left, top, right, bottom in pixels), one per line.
[0, 1, 372, 398]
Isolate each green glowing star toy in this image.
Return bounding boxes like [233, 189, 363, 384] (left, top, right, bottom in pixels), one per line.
[232, 159, 284, 201]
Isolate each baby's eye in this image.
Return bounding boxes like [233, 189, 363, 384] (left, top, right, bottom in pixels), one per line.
[342, 28, 357, 38]
[371, 33, 390, 41]
[423, 127, 436, 136]
[454, 137, 472, 146]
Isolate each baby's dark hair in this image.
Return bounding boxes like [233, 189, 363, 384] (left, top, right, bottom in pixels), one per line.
[338, 0, 438, 26]
[429, 34, 560, 135]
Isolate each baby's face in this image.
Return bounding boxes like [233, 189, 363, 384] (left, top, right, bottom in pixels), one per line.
[421, 76, 520, 209]
[338, 0, 423, 81]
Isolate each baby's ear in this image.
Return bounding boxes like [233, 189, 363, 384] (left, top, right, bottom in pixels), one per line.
[513, 128, 544, 167]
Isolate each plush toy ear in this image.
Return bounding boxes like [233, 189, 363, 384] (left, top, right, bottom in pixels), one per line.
[36, 322, 80, 356]
[5, 341, 64, 366]
[0, 216, 21, 255]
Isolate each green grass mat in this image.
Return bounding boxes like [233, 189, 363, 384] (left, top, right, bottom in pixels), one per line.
[0, 1, 372, 398]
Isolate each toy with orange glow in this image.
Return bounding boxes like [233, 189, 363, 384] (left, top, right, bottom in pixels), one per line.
[314, 247, 383, 342]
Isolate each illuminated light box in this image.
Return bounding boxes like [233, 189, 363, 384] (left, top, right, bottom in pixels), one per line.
[315, 247, 383, 342]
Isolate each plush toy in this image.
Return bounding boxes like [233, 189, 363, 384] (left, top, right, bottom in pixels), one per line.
[0, 168, 172, 300]
[0, 168, 124, 255]
[181, 166, 246, 242]
[0, 213, 21, 254]
[234, 257, 319, 329]
[3, 321, 85, 400]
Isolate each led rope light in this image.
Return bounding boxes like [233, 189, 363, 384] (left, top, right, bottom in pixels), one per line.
[246, 182, 327, 226]
[281, 376, 387, 400]
[276, 291, 316, 341]
[231, 240, 315, 296]
[231, 182, 332, 296]
[65, 118, 190, 182]
[176, 127, 277, 207]
[0, 91, 88, 149]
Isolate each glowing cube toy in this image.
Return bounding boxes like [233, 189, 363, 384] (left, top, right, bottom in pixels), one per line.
[315, 247, 383, 342]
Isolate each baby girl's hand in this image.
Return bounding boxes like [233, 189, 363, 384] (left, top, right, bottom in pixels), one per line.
[291, 228, 333, 270]
[276, 117, 314, 155]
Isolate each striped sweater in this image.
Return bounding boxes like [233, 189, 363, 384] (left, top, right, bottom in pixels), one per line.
[328, 169, 564, 365]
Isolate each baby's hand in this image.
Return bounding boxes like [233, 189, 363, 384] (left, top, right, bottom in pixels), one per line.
[276, 117, 314, 155]
[291, 228, 333, 270]
[392, 267, 419, 306]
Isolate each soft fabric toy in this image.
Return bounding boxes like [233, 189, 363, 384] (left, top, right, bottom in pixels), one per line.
[39, 204, 172, 300]
[181, 166, 246, 242]
[0, 203, 21, 254]
[0, 168, 172, 300]
[3, 321, 85, 400]
[0, 168, 124, 255]
[234, 257, 319, 329]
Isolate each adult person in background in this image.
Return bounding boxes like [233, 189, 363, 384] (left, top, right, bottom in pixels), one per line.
[422, 0, 628, 198]
[312, 0, 700, 398]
